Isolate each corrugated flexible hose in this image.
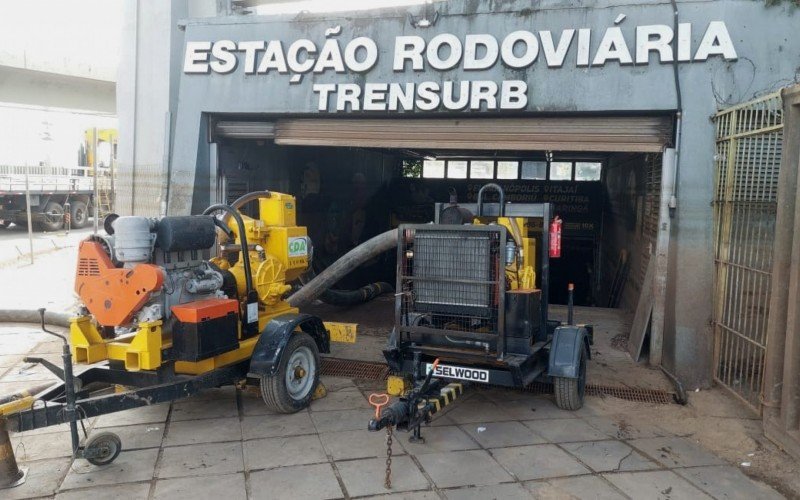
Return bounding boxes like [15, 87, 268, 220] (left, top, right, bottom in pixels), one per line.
[299, 267, 394, 307]
[221, 191, 396, 307]
[288, 229, 398, 308]
[0, 309, 70, 327]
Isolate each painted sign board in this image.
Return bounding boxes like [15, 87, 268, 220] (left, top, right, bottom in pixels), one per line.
[183, 22, 737, 113]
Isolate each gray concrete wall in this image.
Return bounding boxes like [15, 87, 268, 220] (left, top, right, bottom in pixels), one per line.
[145, 0, 800, 387]
[116, 0, 188, 216]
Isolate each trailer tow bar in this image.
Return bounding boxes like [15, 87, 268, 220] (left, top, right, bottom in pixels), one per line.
[368, 359, 469, 487]
[34, 309, 122, 467]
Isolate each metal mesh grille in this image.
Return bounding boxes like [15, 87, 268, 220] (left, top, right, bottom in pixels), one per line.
[412, 230, 494, 315]
[712, 92, 783, 412]
[115, 163, 164, 217]
[517, 382, 673, 404]
[399, 226, 503, 337]
[321, 357, 390, 380]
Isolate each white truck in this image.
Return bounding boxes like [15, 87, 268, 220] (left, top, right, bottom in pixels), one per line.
[0, 165, 111, 231]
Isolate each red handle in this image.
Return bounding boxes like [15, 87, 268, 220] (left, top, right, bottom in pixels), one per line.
[368, 393, 390, 419]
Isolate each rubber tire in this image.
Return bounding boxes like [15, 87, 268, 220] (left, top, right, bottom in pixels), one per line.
[260, 332, 321, 414]
[84, 431, 122, 466]
[70, 200, 89, 229]
[553, 343, 587, 411]
[37, 201, 64, 231]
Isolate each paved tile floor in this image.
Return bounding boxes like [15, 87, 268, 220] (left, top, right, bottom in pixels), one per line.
[0, 329, 785, 499]
[3, 381, 783, 499]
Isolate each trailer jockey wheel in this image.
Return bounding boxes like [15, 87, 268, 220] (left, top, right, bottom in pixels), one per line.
[553, 344, 588, 411]
[84, 431, 122, 466]
[260, 332, 320, 413]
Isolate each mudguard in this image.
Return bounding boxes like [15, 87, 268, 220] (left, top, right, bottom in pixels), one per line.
[248, 313, 330, 377]
[548, 325, 591, 379]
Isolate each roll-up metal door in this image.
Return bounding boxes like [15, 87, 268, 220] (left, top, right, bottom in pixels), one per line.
[274, 116, 672, 153]
[214, 121, 275, 139]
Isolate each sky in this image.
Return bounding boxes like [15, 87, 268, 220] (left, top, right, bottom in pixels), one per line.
[0, 104, 117, 167]
[256, 0, 438, 15]
[0, 0, 431, 166]
[0, 0, 121, 166]
[0, 0, 122, 81]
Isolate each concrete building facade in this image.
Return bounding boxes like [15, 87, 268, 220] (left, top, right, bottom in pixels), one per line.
[117, 0, 800, 389]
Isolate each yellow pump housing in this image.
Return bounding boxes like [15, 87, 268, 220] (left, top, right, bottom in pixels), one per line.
[472, 215, 537, 291]
[215, 192, 309, 314]
[496, 216, 537, 291]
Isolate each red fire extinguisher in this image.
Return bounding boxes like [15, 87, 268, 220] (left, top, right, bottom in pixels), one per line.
[549, 216, 562, 258]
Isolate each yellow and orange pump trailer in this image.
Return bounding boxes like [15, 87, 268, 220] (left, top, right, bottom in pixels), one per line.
[0, 191, 356, 478]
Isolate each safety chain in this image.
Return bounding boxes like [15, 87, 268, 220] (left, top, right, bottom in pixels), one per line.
[384, 425, 393, 489]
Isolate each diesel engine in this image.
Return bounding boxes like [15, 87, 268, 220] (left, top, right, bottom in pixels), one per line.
[72, 192, 310, 371]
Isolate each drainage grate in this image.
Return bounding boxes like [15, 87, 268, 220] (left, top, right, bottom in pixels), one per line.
[518, 382, 674, 404]
[587, 385, 674, 404]
[321, 357, 389, 381]
[321, 357, 676, 404]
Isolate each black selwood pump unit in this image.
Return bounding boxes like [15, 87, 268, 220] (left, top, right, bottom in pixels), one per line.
[369, 184, 593, 443]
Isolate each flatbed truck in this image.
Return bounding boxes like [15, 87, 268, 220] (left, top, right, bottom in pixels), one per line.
[0, 165, 110, 231]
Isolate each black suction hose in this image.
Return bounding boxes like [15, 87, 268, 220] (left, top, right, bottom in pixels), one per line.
[317, 283, 393, 307]
[299, 267, 393, 307]
[203, 204, 254, 296]
[220, 190, 272, 230]
[220, 191, 395, 307]
[212, 217, 235, 239]
[288, 229, 398, 308]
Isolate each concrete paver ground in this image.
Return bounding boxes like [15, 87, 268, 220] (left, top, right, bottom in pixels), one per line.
[0, 244, 794, 498]
[1, 347, 785, 499]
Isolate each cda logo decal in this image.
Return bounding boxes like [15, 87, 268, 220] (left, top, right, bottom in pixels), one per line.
[288, 237, 308, 257]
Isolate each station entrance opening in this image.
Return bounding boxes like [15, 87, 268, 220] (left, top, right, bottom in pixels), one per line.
[211, 115, 673, 311]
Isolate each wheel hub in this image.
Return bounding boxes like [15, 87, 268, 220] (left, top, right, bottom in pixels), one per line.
[285, 346, 315, 400]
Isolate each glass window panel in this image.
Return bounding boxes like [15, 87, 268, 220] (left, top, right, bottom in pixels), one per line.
[521, 161, 547, 180]
[447, 160, 468, 179]
[470, 160, 494, 179]
[402, 160, 422, 178]
[575, 161, 602, 181]
[422, 160, 445, 178]
[496, 161, 519, 179]
[549, 161, 573, 180]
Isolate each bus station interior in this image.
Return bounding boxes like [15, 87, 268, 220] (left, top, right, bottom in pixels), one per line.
[211, 116, 671, 388]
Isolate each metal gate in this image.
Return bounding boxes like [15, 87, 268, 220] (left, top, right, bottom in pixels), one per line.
[712, 92, 783, 412]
